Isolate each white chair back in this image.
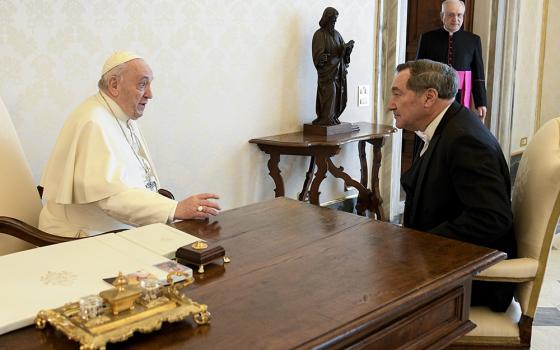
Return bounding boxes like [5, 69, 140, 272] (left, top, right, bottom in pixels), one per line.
[512, 117, 560, 317]
[0, 97, 42, 255]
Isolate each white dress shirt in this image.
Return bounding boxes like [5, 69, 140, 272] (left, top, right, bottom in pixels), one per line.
[414, 104, 452, 157]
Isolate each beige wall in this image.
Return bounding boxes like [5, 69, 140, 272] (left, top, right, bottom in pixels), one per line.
[473, 0, 492, 76]
[540, 0, 560, 127]
[0, 1, 378, 211]
[511, 0, 560, 153]
[511, 0, 544, 154]
[473, 0, 558, 156]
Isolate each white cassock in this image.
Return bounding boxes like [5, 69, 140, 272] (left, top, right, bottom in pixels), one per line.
[39, 91, 177, 237]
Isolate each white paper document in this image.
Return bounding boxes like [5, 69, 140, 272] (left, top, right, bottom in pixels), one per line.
[0, 226, 196, 335]
[116, 223, 203, 259]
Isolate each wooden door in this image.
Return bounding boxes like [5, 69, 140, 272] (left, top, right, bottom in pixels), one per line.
[401, 0, 475, 174]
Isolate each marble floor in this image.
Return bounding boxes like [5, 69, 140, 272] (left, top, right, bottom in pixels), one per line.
[531, 234, 560, 349]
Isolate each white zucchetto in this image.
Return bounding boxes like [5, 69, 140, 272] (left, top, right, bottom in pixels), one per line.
[101, 51, 142, 76]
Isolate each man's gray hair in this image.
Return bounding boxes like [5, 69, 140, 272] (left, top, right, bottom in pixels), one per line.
[396, 59, 458, 99]
[97, 63, 127, 91]
[441, 0, 466, 13]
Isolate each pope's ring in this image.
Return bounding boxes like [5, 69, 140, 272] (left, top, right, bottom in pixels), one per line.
[197, 205, 204, 212]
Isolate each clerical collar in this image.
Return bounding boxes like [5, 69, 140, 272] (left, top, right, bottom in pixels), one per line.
[414, 103, 451, 146]
[443, 27, 460, 36]
[98, 91, 129, 122]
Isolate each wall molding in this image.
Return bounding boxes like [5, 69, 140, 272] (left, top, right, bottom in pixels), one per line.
[534, 0, 549, 131]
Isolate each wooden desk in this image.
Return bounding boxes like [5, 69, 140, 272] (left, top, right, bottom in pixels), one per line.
[1, 198, 503, 349]
[249, 122, 396, 220]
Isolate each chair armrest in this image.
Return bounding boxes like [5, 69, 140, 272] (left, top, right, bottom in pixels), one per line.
[158, 188, 175, 200]
[0, 216, 74, 247]
[102, 229, 128, 234]
[474, 257, 538, 282]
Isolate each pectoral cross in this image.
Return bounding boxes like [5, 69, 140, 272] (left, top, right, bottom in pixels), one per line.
[146, 175, 158, 192]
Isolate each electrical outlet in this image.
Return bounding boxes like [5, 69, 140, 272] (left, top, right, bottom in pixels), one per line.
[358, 85, 369, 107]
[520, 137, 528, 147]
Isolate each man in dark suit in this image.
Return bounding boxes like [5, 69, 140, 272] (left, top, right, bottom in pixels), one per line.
[390, 59, 516, 312]
[416, 0, 487, 121]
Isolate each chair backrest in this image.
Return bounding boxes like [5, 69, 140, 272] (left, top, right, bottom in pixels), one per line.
[512, 117, 560, 318]
[0, 96, 42, 255]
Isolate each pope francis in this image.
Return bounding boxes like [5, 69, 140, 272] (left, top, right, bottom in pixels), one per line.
[39, 52, 220, 237]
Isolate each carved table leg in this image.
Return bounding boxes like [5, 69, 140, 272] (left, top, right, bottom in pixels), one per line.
[298, 157, 315, 201]
[368, 138, 386, 221]
[308, 155, 328, 205]
[358, 140, 368, 188]
[326, 158, 371, 216]
[266, 151, 285, 197]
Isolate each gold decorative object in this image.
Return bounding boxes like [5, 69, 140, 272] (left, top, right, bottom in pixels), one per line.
[191, 241, 208, 250]
[176, 242, 229, 275]
[35, 271, 211, 350]
[99, 272, 142, 315]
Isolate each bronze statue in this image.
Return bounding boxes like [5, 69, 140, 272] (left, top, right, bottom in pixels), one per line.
[312, 7, 354, 126]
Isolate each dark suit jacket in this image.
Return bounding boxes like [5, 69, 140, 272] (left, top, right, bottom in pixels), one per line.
[416, 28, 487, 108]
[401, 102, 517, 311]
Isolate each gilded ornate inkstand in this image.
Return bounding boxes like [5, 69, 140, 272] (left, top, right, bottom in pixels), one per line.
[35, 271, 211, 350]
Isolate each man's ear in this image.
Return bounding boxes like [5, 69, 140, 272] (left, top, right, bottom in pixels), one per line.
[424, 88, 438, 107]
[107, 76, 119, 97]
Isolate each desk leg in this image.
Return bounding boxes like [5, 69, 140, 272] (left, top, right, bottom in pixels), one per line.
[298, 157, 315, 201]
[266, 151, 285, 197]
[326, 158, 370, 216]
[308, 155, 328, 205]
[368, 138, 386, 221]
[358, 141, 368, 188]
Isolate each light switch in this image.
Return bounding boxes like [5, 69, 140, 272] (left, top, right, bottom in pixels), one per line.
[358, 85, 369, 107]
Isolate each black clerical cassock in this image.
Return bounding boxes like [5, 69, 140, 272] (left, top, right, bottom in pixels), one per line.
[416, 28, 487, 109]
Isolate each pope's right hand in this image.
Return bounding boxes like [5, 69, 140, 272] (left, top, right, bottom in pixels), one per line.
[174, 193, 221, 220]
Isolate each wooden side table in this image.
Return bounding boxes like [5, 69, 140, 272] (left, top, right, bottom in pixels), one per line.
[249, 122, 396, 220]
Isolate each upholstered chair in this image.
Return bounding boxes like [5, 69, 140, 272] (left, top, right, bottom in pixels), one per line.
[1, 96, 176, 255]
[451, 117, 560, 349]
[0, 97, 74, 255]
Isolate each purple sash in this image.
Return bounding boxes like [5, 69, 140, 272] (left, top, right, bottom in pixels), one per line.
[456, 70, 472, 108]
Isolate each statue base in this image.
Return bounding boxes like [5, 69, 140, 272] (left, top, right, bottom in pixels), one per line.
[303, 122, 359, 136]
